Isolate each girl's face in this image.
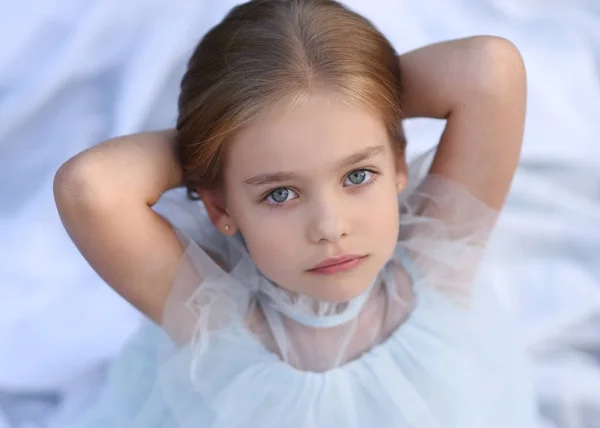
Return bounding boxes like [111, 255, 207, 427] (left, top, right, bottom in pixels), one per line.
[207, 92, 406, 302]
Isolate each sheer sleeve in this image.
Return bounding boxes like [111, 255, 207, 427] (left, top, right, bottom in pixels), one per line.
[393, 149, 499, 306]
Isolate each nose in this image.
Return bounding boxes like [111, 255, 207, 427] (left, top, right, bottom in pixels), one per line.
[306, 196, 349, 244]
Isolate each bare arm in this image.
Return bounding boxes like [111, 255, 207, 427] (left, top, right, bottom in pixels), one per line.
[399, 36, 527, 209]
[53, 130, 184, 323]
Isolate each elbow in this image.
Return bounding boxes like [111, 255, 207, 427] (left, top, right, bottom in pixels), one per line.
[466, 36, 527, 100]
[53, 157, 88, 215]
[53, 154, 111, 215]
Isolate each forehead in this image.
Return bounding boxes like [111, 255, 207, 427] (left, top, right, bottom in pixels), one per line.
[226, 93, 391, 177]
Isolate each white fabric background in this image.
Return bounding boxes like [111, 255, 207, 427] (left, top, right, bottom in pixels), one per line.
[0, 1, 598, 427]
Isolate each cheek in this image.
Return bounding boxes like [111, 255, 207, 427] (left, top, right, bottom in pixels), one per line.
[362, 183, 400, 246]
[235, 210, 300, 279]
[226, 189, 299, 274]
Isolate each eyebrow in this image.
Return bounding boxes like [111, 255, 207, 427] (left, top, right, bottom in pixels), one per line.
[338, 145, 385, 170]
[243, 145, 386, 187]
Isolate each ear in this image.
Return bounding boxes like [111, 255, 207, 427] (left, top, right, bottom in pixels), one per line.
[200, 190, 237, 235]
[394, 148, 408, 193]
[393, 123, 408, 193]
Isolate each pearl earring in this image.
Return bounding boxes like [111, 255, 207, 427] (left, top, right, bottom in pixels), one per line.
[224, 225, 231, 232]
[397, 183, 403, 191]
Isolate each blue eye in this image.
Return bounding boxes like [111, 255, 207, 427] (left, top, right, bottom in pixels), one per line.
[265, 187, 297, 205]
[344, 169, 373, 186]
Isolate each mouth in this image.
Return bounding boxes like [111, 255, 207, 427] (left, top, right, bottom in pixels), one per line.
[307, 254, 368, 275]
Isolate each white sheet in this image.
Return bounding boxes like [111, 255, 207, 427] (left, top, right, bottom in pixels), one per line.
[1, 1, 599, 427]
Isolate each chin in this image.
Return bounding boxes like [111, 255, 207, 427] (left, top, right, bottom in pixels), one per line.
[321, 257, 387, 301]
[306, 272, 379, 303]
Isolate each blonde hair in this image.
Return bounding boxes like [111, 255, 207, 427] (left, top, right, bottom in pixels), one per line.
[176, 0, 405, 197]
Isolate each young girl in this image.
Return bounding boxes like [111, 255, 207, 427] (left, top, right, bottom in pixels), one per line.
[54, 0, 536, 426]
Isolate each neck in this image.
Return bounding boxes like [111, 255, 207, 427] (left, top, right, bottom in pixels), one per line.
[257, 276, 378, 328]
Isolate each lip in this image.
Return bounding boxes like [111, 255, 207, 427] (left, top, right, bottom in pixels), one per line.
[308, 254, 368, 275]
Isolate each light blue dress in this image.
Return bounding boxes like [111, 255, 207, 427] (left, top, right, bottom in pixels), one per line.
[64, 171, 537, 428]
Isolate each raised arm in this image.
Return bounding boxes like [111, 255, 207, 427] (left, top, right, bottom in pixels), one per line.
[53, 130, 184, 323]
[398, 36, 527, 209]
